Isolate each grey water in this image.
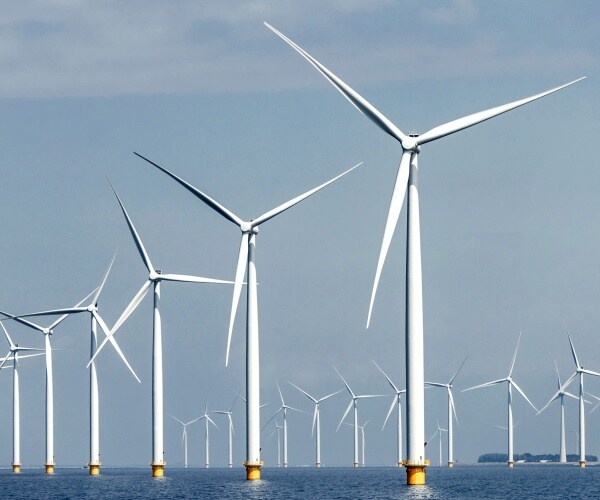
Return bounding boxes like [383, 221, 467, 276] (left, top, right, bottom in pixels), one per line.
[0, 465, 598, 499]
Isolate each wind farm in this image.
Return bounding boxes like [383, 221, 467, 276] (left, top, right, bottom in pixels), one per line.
[0, 3, 599, 499]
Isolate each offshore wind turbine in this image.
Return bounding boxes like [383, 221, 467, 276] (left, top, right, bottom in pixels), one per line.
[0, 290, 98, 474]
[90, 182, 232, 477]
[8, 253, 140, 475]
[463, 333, 537, 468]
[169, 415, 201, 468]
[344, 419, 370, 467]
[335, 368, 383, 468]
[544, 333, 600, 468]
[537, 362, 580, 463]
[199, 405, 218, 468]
[289, 381, 342, 467]
[372, 360, 405, 467]
[134, 152, 361, 479]
[269, 419, 283, 467]
[0, 324, 44, 472]
[214, 395, 239, 468]
[265, 21, 584, 485]
[263, 382, 303, 468]
[425, 356, 468, 467]
[427, 420, 448, 467]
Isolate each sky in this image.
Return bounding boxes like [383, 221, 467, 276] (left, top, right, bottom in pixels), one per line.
[0, 0, 599, 469]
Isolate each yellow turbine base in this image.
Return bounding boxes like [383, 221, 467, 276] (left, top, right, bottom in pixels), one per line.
[246, 464, 261, 480]
[12, 464, 21, 473]
[507, 462, 514, 468]
[579, 461, 586, 468]
[89, 464, 100, 475]
[406, 466, 426, 485]
[152, 464, 165, 477]
[448, 462, 454, 468]
[45, 464, 55, 474]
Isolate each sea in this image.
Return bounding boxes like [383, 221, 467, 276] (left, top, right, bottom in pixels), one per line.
[0, 465, 598, 499]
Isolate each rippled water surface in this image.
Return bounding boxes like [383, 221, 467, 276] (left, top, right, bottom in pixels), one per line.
[1, 465, 599, 499]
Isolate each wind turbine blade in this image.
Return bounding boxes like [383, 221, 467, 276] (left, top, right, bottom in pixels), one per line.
[582, 368, 600, 378]
[49, 288, 98, 330]
[337, 400, 354, 432]
[424, 382, 446, 388]
[0, 350, 12, 371]
[511, 380, 538, 412]
[557, 372, 578, 394]
[319, 389, 344, 402]
[356, 394, 385, 399]
[0, 322, 14, 347]
[382, 396, 396, 430]
[449, 355, 469, 385]
[264, 23, 407, 144]
[417, 77, 585, 145]
[334, 367, 355, 398]
[508, 332, 522, 377]
[187, 416, 203, 426]
[134, 152, 243, 227]
[262, 408, 282, 431]
[14, 352, 44, 360]
[462, 378, 506, 392]
[277, 381, 285, 406]
[93, 310, 141, 383]
[366, 151, 411, 328]
[169, 414, 185, 426]
[108, 179, 154, 274]
[159, 273, 233, 285]
[555, 360, 562, 389]
[311, 406, 318, 436]
[0, 311, 44, 332]
[567, 332, 581, 369]
[93, 249, 118, 305]
[372, 360, 399, 392]
[288, 381, 317, 403]
[252, 162, 362, 228]
[564, 392, 579, 402]
[206, 415, 219, 428]
[9, 308, 87, 319]
[226, 233, 248, 367]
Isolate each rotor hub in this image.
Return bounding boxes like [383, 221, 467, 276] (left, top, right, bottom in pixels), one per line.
[402, 134, 420, 153]
[241, 221, 258, 234]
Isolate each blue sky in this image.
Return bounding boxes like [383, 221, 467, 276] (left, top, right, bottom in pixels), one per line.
[0, 1, 599, 468]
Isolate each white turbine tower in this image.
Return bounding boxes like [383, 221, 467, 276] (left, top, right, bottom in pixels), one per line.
[134, 152, 361, 479]
[372, 360, 405, 467]
[289, 382, 342, 467]
[537, 362, 580, 463]
[335, 368, 383, 468]
[0, 324, 44, 473]
[214, 395, 239, 468]
[544, 333, 600, 468]
[8, 253, 140, 475]
[263, 382, 303, 468]
[463, 333, 537, 468]
[199, 405, 218, 469]
[0, 289, 100, 474]
[90, 182, 232, 477]
[265, 21, 584, 485]
[169, 415, 201, 468]
[425, 356, 468, 467]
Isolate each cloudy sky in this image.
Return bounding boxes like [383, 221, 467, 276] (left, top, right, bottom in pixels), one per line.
[0, 0, 599, 469]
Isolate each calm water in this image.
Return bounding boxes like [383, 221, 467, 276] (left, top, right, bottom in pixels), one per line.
[0, 465, 598, 499]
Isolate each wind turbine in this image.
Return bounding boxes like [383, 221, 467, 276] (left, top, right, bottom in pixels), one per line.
[335, 368, 383, 468]
[425, 355, 468, 467]
[214, 395, 239, 468]
[344, 419, 370, 467]
[427, 420, 448, 467]
[265, 21, 584, 485]
[263, 382, 303, 468]
[268, 419, 283, 467]
[537, 362, 580, 463]
[372, 360, 405, 467]
[0, 289, 99, 474]
[90, 182, 232, 477]
[0, 323, 44, 473]
[462, 333, 537, 468]
[169, 415, 201, 468]
[199, 405, 219, 468]
[6, 252, 140, 475]
[288, 381, 342, 467]
[543, 333, 600, 468]
[133, 152, 361, 479]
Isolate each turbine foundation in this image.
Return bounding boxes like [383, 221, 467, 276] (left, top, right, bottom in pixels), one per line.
[353, 462, 359, 468]
[151, 463, 165, 477]
[245, 463, 262, 480]
[405, 465, 426, 485]
[316, 462, 321, 468]
[12, 464, 20, 473]
[579, 460, 586, 468]
[448, 462, 454, 468]
[507, 461, 514, 468]
[45, 464, 55, 474]
[89, 464, 100, 476]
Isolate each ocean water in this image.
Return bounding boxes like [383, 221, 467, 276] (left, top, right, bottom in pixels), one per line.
[0, 465, 598, 499]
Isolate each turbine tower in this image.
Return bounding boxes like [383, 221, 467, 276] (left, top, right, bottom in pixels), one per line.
[335, 368, 383, 468]
[463, 333, 537, 468]
[169, 414, 201, 468]
[265, 21, 583, 485]
[425, 356, 467, 467]
[545, 333, 600, 468]
[214, 395, 239, 468]
[9, 252, 140, 475]
[90, 182, 232, 477]
[372, 360, 405, 467]
[134, 152, 361, 479]
[289, 381, 342, 467]
[199, 405, 218, 468]
[0, 323, 44, 473]
[537, 362, 580, 463]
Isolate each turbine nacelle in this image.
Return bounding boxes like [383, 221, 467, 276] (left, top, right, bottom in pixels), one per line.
[240, 221, 258, 234]
[401, 135, 420, 153]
